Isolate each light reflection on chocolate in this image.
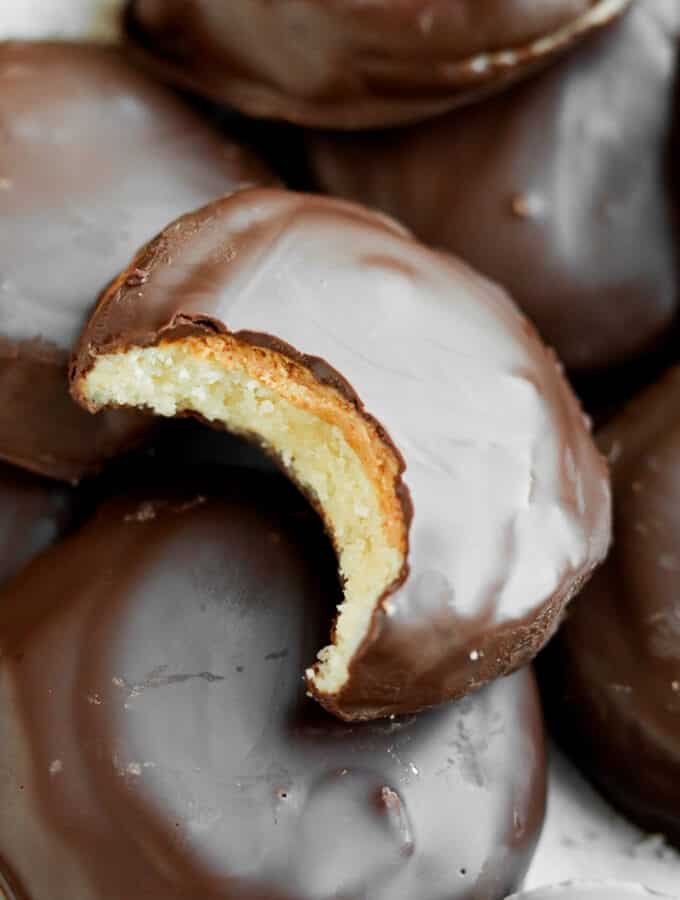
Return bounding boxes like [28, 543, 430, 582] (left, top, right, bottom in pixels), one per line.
[0, 472, 546, 899]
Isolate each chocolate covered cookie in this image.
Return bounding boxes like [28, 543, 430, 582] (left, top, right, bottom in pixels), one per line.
[540, 367, 680, 847]
[308, 0, 680, 374]
[124, 0, 631, 129]
[0, 473, 546, 900]
[0, 41, 272, 481]
[71, 188, 610, 720]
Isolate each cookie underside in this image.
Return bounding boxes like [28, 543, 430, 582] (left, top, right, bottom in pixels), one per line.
[79, 333, 407, 698]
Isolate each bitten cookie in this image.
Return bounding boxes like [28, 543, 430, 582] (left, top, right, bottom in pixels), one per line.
[71, 188, 610, 721]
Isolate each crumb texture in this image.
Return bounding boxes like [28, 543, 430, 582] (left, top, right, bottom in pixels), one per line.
[83, 335, 406, 694]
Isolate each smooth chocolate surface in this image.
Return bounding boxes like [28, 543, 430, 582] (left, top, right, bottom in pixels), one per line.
[539, 367, 680, 848]
[124, 0, 630, 129]
[507, 883, 674, 899]
[0, 462, 75, 587]
[0, 41, 272, 482]
[308, 0, 680, 374]
[0, 473, 546, 899]
[71, 188, 610, 720]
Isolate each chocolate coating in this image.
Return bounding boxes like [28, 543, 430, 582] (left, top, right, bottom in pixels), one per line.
[0, 41, 272, 482]
[71, 188, 610, 720]
[124, 0, 631, 129]
[308, 0, 680, 373]
[507, 884, 675, 900]
[539, 367, 680, 848]
[0, 474, 546, 899]
[0, 462, 74, 587]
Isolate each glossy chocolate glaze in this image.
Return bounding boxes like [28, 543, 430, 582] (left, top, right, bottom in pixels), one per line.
[123, 0, 630, 129]
[539, 367, 680, 848]
[308, 0, 680, 373]
[507, 884, 674, 900]
[0, 462, 75, 587]
[0, 41, 272, 482]
[0, 473, 546, 899]
[71, 188, 610, 720]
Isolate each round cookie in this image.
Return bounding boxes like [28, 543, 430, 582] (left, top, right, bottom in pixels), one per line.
[70, 188, 610, 721]
[0, 462, 75, 587]
[308, 0, 680, 374]
[507, 883, 675, 899]
[0, 474, 546, 900]
[0, 41, 272, 482]
[539, 367, 680, 848]
[123, 0, 631, 129]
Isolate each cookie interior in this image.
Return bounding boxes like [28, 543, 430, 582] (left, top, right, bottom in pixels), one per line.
[79, 333, 408, 697]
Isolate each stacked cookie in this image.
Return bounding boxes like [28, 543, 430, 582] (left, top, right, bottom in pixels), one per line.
[0, 2, 678, 898]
